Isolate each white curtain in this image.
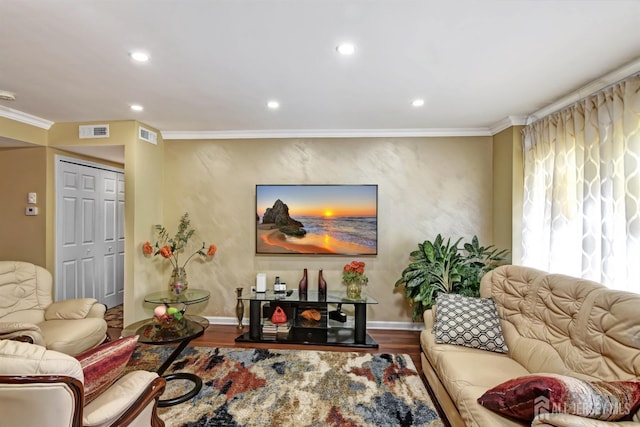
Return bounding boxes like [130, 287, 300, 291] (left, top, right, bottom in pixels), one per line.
[521, 74, 640, 292]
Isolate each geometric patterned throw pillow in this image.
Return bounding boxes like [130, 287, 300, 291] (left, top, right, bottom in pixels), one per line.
[75, 335, 139, 404]
[433, 293, 508, 353]
[477, 373, 640, 422]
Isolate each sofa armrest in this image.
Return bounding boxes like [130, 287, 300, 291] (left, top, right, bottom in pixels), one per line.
[0, 322, 45, 346]
[533, 413, 640, 426]
[44, 298, 99, 320]
[423, 308, 435, 330]
[83, 371, 166, 427]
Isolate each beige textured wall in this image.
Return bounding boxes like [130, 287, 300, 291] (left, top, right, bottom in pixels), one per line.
[492, 128, 514, 255]
[128, 134, 166, 325]
[491, 126, 524, 263]
[511, 126, 524, 264]
[159, 136, 493, 323]
[0, 146, 47, 265]
[0, 117, 48, 146]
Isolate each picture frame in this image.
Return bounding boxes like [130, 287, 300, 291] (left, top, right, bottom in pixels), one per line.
[256, 184, 378, 255]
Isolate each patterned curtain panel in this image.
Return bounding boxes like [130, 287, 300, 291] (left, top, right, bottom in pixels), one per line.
[522, 74, 640, 292]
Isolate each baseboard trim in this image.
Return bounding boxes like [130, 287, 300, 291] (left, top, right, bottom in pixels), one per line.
[204, 316, 424, 331]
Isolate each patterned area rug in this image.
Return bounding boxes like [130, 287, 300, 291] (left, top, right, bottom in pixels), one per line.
[104, 304, 123, 329]
[125, 345, 443, 427]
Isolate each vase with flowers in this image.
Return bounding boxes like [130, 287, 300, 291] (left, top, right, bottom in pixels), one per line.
[343, 260, 368, 300]
[142, 212, 217, 295]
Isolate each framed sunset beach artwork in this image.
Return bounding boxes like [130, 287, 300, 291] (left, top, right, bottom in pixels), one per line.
[256, 185, 378, 255]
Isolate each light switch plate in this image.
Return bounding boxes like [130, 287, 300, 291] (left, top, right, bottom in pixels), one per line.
[28, 192, 37, 204]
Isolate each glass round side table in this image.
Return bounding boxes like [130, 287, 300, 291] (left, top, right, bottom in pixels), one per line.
[121, 289, 211, 407]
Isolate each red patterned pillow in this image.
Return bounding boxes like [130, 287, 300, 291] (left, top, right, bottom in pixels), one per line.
[75, 335, 139, 404]
[478, 374, 640, 422]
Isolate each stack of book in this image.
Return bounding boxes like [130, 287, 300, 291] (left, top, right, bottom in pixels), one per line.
[262, 320, 290, 339]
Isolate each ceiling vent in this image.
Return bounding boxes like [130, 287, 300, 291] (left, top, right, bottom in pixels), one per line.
[79, 124, 109, 139]
[138, 126, 158, 144]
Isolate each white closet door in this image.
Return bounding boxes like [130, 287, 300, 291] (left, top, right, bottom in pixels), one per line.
[55, 157, 124, 307]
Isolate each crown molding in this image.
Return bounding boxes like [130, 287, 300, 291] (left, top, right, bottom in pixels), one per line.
[0, 105, 53, 129]
[489, 116, 528, 135]
[162, 127, 495, 140]
[526, 56, 640, 125]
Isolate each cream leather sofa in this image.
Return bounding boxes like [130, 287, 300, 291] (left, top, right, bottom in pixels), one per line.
[0, 339, 165, 427]
[420, 265, 640, 427]
[0, 261, 108, 355]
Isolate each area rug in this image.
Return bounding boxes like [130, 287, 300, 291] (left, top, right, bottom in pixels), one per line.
[104, 304, 123, 328]
[124, 345, 443, 427]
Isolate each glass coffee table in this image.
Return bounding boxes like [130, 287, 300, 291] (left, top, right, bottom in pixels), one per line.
[123, 289, 210, 407]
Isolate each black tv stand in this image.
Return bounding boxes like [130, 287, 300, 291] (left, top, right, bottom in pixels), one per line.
[235, 290, 378, 348]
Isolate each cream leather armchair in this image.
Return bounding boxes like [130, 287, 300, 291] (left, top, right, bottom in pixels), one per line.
[0, 261, 108, 356]
[0, 339, 165, 427]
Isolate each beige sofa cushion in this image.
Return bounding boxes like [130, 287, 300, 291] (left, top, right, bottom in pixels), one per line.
[44, 298, 100, 320]
[83, 370, 161, 427]
[0, 261, 50, 324]
[0, 339, 83, 381]
[422, 309, 530, 427]
[480, 265, 640, 381]
[39, 318, 108, 356]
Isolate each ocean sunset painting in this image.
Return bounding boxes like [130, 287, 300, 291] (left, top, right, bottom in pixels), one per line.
[256, 185, 378, 255]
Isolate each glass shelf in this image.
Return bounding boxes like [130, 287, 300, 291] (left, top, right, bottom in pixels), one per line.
[144, 289, 211, 305]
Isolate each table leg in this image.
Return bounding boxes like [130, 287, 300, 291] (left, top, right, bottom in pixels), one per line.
[156, 334, 202, 407]
[354, 303, 366, 344]
[249, 300, 261, 340]
[157, 337, 192, 376]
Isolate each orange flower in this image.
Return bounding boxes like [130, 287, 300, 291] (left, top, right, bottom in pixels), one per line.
[142, 241, 153, 255]
[159, 246, 173, 259]
[207, 244, 217, 257]
[342, 260, 368, 285]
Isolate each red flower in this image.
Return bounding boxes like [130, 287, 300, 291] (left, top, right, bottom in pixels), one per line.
[207, 244, 217, 257]
[142, 241, 153, 255]
[159, 246, 173, 259]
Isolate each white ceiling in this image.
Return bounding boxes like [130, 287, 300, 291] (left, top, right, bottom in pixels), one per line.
[1, 0, 640, 141]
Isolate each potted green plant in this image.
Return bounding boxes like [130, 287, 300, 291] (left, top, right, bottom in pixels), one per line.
[394, 234, 509, 320]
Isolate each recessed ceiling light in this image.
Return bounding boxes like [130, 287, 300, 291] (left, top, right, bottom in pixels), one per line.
[129, 51, 150, 62]
[267, 100, 280, 109]
[130, 104, 144, 112]
[412, 99, 425, 107]
[336, 43, 356, 55]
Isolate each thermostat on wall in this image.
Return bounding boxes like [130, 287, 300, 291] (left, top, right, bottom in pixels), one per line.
[25, 206, 38, 216]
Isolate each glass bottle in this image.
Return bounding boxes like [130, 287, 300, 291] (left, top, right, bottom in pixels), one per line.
[318, 269, 327, 298]
[298, 268, 308, 297]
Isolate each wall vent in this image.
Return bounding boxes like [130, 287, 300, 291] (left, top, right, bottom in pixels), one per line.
[79, 124, 110, 139]
[138, 126, 158, 144]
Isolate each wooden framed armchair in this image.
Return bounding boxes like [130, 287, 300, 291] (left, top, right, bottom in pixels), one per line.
[0, 339, 166, 427]
[0, 261, 108, 356]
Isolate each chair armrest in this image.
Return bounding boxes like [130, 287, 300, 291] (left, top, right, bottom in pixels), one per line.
[533, 412, 639, 426]
[87, 303, 107, 319]
[0, 322, 45, 346]
[44, 298, 99, 320]
[83, 371, 166, 427]
[0, 375, 83, 427]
